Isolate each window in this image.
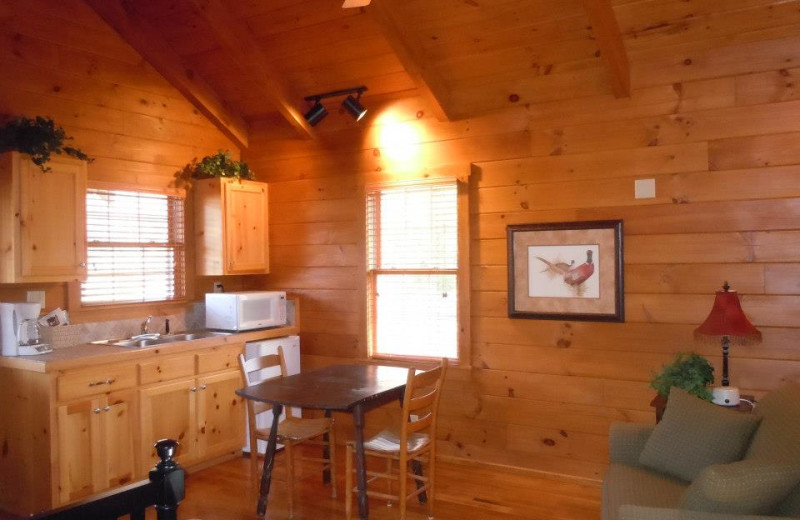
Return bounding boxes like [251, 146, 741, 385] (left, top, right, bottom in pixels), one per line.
[366, 181, 459, 359]
[80, 187, 186, 306]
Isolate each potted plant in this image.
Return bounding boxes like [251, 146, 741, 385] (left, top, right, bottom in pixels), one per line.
[179, 150, 254, 182]
[0, 115, 93, 172]
[649, 352, 715, 421]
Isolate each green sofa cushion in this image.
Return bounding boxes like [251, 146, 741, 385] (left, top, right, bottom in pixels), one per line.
[746, 382, 800, 463]
[638, 388, 761, 482]
[603, 464, 688, 520]
[680, 459, 800, 515]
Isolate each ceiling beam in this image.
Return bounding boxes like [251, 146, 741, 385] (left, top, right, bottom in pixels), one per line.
[85, 0, 249, 149]
[368, 0, 453, 121]
[186, 0, 314, 140]
[582, 0, 630, 98]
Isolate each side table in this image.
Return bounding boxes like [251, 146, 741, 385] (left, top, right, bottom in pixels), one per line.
[649, 393, 756, 423]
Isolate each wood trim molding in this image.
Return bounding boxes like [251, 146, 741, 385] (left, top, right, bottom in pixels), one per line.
[186, 0, 315, 140]
[368, 0, 453, 122]
[84, 0, 250, 149]
[582, 0, 630, 98]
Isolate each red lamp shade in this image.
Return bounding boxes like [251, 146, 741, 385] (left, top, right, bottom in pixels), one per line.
[694, 284, 761, 344]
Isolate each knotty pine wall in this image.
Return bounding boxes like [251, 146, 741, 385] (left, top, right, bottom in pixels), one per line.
[245, 46, 800, 481]
[0, 0, 242, 321]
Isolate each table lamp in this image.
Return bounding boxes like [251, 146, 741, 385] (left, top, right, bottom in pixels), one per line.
[694, 282, 761, 406]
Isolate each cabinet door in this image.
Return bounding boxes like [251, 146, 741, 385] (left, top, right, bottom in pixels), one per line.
[57, 397, 104, 504]
[18, 156, 87, 281]
[140, 378, 197, 471]
[102, 390, 137, 488]
[223, 180, 268, 274]
[197, 370, 245, 458]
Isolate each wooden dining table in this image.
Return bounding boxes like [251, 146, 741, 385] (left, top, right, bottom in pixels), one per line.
[235, 363, 412, 520]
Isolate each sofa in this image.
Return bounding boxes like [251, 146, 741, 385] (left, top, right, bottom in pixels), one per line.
[602, 382, 800, 520]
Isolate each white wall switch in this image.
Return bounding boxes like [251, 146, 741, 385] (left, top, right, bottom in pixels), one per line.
[635, 178, 656, 199]
[27, 290, 45, 308]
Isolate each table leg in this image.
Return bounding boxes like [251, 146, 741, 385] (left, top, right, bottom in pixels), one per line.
[257, 404, 283, 518]
[322, 409, 332, 484]
[353, 403, 369, 520]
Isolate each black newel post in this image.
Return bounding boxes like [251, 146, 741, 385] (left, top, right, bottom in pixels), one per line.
[149, 439, 185, 520]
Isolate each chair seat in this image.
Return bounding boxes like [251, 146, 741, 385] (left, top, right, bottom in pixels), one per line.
[256, 416, 332, 442]
[351, 428, 431, 454]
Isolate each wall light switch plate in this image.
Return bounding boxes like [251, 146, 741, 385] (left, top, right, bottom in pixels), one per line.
[635, 178, 656, 199]
[27, 290, 45, 308]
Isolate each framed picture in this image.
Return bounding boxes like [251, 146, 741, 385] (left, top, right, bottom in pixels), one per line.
[507, 220, 624, 322]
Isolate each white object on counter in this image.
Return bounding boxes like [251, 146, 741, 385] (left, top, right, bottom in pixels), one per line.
[0, 303, 17, 357]
[243, 335, 300, 454]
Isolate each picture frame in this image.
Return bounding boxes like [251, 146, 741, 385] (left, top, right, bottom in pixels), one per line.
[507, 220, 624, 322]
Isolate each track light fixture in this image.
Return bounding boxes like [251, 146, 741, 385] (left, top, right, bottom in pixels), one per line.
[303, 86, 368, 126]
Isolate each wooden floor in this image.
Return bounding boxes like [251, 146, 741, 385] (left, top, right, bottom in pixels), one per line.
[164, 453, 602, 520]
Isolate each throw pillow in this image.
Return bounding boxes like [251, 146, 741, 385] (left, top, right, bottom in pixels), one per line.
[638, 387, 761, 482]
[681, 459, 800, 515]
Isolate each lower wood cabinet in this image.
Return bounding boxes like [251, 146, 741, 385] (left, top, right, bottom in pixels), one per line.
[139, 370, 245, 470]
[56, 390, 137, 503]
[0, 341, 248, 516]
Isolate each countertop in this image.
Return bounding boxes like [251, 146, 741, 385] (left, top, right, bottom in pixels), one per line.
[0, 324, 299, 373]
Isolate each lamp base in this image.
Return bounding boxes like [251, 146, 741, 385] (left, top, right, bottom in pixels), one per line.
[712, 386, 741, 406]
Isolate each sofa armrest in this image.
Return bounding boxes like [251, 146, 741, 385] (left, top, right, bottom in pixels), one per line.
[609, 422, 655, 467]
[619, 506, 789, 520]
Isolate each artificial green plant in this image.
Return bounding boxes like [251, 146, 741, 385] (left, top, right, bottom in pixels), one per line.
[650, 352, 715, 401]
[0, 116, 93, 171]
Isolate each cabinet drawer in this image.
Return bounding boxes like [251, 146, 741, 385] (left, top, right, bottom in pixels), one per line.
[138, 354, 194, 385]
[58, 363, 137, 401]
[196, 343, 243, 374]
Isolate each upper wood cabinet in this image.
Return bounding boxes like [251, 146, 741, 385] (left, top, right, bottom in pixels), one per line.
[194, 177, 269, 275]
[0, 152, 88, 283]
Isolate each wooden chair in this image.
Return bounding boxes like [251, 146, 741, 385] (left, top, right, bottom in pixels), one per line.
[345, 359, 448, 520]
[238, 347, 337, 518]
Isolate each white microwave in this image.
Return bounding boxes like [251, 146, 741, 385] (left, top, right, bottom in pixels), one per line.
[205, 291, 287, 331]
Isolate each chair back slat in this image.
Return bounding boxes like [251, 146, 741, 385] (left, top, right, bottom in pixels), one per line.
[239, 347, 288, 423]
[401, 359, 447, 450]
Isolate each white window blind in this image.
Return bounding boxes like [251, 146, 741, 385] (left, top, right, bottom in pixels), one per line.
[81, 188, 186, 306]
[366, 181, 458, 359]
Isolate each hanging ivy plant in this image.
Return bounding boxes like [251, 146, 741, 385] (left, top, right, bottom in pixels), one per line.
[180, 150, 254, 181]
[0, 116, 93, 172]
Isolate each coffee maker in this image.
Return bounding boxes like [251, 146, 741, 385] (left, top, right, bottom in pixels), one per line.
[0, 302, 53, 356]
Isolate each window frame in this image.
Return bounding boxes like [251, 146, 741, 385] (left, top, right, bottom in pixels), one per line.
[68, 181, 188, 313]
[365, 178, 470, 365]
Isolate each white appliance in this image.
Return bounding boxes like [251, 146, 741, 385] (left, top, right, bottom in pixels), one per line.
[205, 291, 287, 331]
[243, 335, 301, 454]
[0, 302, 53, 356]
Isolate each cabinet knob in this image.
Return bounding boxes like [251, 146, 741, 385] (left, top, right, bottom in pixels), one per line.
[93, 408, 101, 414]
[103, 406, 111, 412]
[190, 386, 197, 392]
[199, 384, 207, 390]
[79, 262, 86, 268]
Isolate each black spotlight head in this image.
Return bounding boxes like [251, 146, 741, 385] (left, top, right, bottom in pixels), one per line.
[342, 94, 367, 121]
[304, 101, 328, 126]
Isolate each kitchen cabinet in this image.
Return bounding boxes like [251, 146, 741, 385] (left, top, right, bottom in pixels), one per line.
[139, 345, 245, 469]
[0, 151, 88, 283]
[194, 177, 269, 275]
[56, 390, 137, 503]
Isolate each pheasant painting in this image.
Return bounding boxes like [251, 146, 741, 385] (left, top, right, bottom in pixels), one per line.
[529, 246, 599, 298]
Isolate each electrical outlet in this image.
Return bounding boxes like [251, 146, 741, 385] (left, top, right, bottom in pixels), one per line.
[27, 290, 45, 308]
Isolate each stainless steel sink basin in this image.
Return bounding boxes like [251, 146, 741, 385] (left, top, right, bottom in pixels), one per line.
[99, 330, 231, 349]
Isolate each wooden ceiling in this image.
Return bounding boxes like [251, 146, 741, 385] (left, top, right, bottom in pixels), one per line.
[85, 0, 800, 146]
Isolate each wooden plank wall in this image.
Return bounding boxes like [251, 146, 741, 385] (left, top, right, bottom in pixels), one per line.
[0, 0, 241, 320]
[244, 40, 800, 481]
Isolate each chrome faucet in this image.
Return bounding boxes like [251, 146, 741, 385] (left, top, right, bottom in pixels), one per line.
[141, 315, 152, 335]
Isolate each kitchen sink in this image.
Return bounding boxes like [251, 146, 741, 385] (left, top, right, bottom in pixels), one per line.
[98, 330, 232, 349]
